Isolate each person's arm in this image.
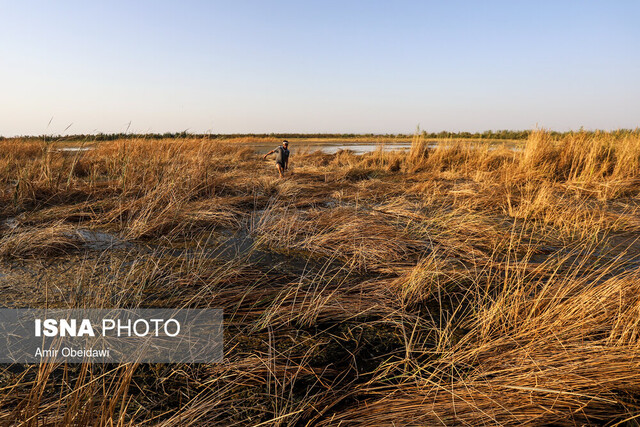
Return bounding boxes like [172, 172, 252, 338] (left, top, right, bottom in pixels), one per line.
[263, 149, 275, 160]
[284, 158, 288, 170]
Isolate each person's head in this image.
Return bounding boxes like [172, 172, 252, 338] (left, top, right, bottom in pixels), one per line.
[282, 140, 289, 149]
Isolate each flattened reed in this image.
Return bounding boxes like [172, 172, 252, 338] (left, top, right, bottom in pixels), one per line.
[1, 131, 640, 425]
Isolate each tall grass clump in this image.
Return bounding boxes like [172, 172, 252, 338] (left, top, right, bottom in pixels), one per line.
[520, 129, 640, 183]
[408, 129, 429, 165]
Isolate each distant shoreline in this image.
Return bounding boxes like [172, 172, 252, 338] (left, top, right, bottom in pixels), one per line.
[2, 128, 638, 141]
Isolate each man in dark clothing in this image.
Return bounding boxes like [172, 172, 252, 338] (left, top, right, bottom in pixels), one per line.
[263, 140, 290, 178]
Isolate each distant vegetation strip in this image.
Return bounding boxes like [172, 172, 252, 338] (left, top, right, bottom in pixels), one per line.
[2, 128, 639, 142]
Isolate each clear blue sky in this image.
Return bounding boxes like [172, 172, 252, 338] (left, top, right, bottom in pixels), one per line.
[1, 1, 638, 136]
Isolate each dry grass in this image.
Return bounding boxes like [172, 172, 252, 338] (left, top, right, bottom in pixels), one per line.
[0, 222, 82, 258]
[1, 130, 640, 425]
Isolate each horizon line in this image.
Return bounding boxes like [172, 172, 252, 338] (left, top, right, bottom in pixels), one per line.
[2, 127, 640, 139]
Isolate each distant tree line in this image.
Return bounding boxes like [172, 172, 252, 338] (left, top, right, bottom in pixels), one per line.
[1, 129, 638, 141]
[421, 130, 533, 139]
[0, 132, 387, 141]
[420, 129, 640, 140]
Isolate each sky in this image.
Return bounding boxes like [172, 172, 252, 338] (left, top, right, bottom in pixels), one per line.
[0, 1, 638, 136]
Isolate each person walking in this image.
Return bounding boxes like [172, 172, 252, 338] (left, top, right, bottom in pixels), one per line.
[263, 140, 290, 178]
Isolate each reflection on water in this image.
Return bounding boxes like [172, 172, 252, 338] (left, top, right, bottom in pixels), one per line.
[250, 140, 518, 155]
[56, 147, 92, 152]
[296, 143, 416, 155]
[250, 142, 421, 155]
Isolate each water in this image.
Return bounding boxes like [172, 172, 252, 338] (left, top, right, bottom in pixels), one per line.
[56, 147, 92, 152]
[246, 139, 518, 155]
[249, 141, 416, 155]
[53, 139, 520, 156]
[53, 142, 410, 155]
[72, 229, 132, 251]
[297, 143, 415, 155]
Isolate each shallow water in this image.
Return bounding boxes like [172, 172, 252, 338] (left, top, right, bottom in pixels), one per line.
[56, 147, 92, 152]
[73, 229, 132, 251]
[53, 139, 520, 156]
[250, 141, 417, 155]
[247, 139, 519, 155]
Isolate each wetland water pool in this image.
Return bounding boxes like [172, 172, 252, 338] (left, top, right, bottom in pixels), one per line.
[54, 139, 520, 155]
[242, 139, 521, 155]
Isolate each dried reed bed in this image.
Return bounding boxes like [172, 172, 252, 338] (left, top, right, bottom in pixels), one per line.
[323, 258, 640, 426]
[253, 204, 428, 272]
[0, 130, 640, 425]
[0, 222, 81, 258]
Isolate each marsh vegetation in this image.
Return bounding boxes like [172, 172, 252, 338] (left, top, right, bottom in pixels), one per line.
[1, 130, 640, 425]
